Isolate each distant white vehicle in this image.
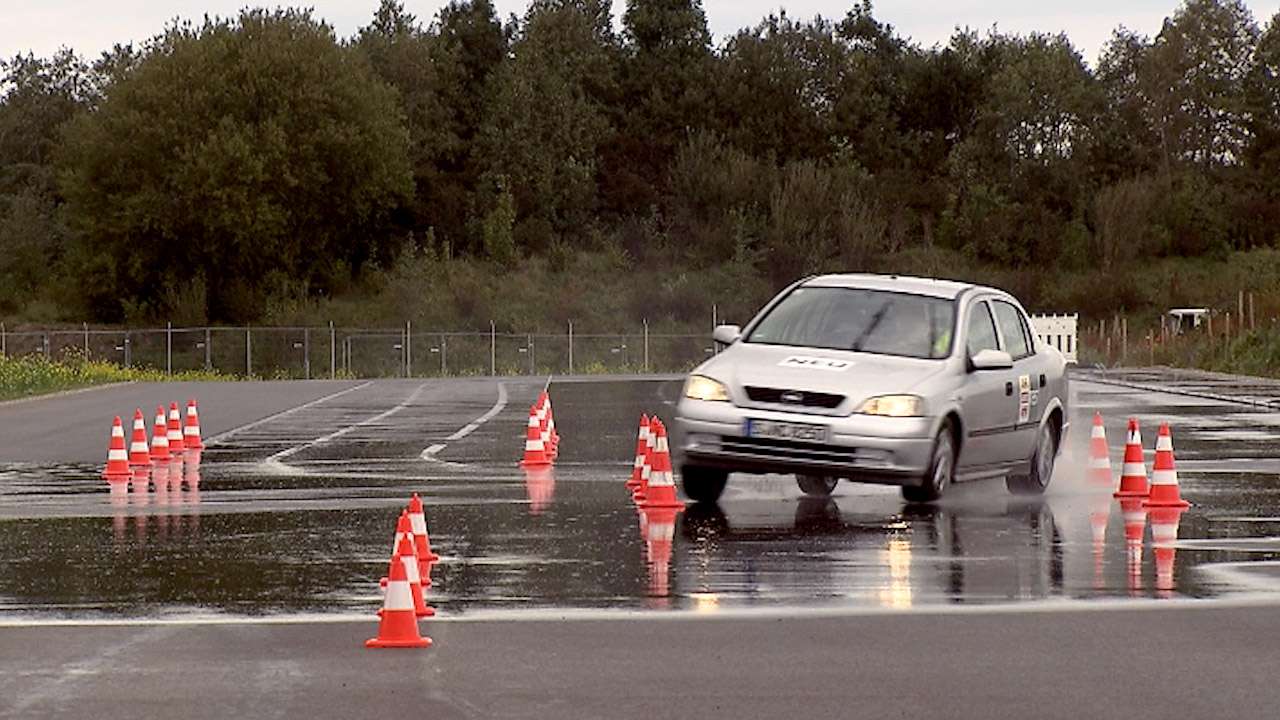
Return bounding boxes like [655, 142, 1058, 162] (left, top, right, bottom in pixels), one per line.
[1167, 308, 1210, 334]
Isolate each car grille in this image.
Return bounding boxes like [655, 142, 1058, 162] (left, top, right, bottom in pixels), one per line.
[718, 436, 862, 465]
[744, 386, 845, 409]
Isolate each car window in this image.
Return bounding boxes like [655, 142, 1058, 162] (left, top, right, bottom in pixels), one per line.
[966, 301, 1000, 356]
[992, 300, 1031, 359]
[745, 286, 955, 360]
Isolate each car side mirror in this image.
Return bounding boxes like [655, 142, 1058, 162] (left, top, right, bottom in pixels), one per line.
[712, 324, 741, 347]
[969, 348, 1013, 371]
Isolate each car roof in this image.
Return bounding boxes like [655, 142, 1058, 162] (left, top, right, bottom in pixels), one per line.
[802, 273, 982, 300]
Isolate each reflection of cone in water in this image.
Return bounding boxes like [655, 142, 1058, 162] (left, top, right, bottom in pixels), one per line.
[104, 416, 132, 480]
[183, 399, 204, 450]
[128, 409, 152, 467]
[1150, 506, 1186, 595]
[519, 405, 552, 467]
[1114, 418, 1149, 498]
[1088, 412, 1113, 490]
[130, 468, 151, 506]
[1145, 423, 1190, 509]
[640, 422, 685, 510]
[151, 407, 170, 463]
[167, 402, 186, 454]
[183, 457, 202, 505]
[1120, 497, 1147, 594]
[1088, 493, 1111, 589]
[366, 550, 432, 649]
[166, 457, 184, 501]
[627, 415, 650, 489]
[385, 534, 434, 618]
[110, 477, 130, 507]
[641, 507, 678, 597]
[523, 467, 555, 515]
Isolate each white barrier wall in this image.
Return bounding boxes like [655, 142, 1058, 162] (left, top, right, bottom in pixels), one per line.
[1030, 313, 1078, 363]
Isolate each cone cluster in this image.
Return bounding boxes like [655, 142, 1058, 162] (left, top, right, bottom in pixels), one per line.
[366, 494, 442, 650]
[625, 414, 685, 600]
[519, 392, 559, 467]
[1092, 413, 1191, 596]
[104, 399, 204, 481]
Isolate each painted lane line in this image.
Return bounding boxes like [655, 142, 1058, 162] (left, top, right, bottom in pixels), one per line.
[266, 382, 429, 464]
[204, 381, 373, 446]
[421, 381, 508, 461]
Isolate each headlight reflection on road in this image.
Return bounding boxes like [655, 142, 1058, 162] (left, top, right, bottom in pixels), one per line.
[877, 536, 914, 609]
[690, 592, 721, 613]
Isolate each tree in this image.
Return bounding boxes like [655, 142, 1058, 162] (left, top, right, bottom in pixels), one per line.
[1092, 27, 1162, 181]
[58, 9, 412, 322]
[475, 0, 619, 251]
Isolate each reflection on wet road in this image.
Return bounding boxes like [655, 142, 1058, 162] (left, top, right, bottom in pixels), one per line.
[2, 374, 1280, 619]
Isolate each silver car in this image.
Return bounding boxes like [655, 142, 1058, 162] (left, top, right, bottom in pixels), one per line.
[675, 274, 1069, 504]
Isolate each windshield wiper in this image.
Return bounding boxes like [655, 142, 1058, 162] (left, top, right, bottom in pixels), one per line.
[850, 301, 891, 351]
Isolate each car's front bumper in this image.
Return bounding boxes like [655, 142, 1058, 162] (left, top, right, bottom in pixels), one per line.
[674, 398, 936, 486]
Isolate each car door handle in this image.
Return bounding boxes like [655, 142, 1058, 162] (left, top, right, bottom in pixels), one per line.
[1005, 382, 1014, 396]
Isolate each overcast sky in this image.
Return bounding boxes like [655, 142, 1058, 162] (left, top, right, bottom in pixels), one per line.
[5, 0, 1280, 67]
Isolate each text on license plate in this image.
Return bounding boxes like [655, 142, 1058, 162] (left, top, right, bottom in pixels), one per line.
[745, 419, 830, 443]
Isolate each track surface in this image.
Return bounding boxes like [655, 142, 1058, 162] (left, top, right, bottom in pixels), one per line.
[3, 370, 1280, 717]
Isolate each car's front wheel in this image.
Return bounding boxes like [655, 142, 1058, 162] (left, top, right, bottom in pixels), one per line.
[902, 423, 956, 504]
[681, 465, 728, 504]
[796, 474, 838, 497]
[1007, 417, 1058, 495]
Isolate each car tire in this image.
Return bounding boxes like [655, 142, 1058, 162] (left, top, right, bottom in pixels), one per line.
[796, 474, 838, 497]
[1007, 418, 1058, 495]
[681, 465, 729, 504]
[901, 422, 956, 504]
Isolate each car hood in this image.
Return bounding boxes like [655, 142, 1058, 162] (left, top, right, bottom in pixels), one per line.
[701, 343, 946, 407]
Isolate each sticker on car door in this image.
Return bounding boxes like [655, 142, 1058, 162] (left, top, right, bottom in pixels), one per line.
[1017, 374, 1031, 423]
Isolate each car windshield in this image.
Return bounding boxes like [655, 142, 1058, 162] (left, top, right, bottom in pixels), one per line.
[745, 286, 955, 359]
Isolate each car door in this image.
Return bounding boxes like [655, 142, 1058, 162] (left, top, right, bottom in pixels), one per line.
[956, 298, 1020, 471]
[990, 299, 1040, 463]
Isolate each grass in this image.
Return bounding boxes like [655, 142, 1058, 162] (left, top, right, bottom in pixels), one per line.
[0, 351, 233, 402]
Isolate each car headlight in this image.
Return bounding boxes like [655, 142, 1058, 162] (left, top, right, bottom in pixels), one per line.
[684, 375, 730, 402]
[858, 395, 924, 417]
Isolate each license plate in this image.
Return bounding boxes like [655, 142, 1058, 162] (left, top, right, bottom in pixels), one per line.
[745, 419, 830, 443]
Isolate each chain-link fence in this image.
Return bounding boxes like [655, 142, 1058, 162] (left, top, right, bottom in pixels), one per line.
[0, 323, 717, 379]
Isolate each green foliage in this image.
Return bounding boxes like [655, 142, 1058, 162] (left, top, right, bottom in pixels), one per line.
[0, 350, 231, 401]
[56, 8, 413, 323]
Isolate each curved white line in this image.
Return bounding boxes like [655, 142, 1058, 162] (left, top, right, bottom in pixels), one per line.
[205, 381, 372, 446]
[266, 382, 428, 464]
[421, 382, 508, 462]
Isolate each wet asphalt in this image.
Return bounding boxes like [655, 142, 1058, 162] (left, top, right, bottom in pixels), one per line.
[3, 370, 1280, 717]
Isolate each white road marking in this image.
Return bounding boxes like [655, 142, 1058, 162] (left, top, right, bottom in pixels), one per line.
[204, 381, 373, 446]
[421, 381, 508, 461]
[265, 382, 429, 465]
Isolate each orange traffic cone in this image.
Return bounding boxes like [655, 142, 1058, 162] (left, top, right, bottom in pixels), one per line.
[1145, 423, 1190, 508]
[1114, 418, 1148, 498]
[627, 415, 651, 489]
[104, 416, 132, 480]
[389, 534, 434, 618]
[1088, 412, 1112, 489]
[641, 422, 685, 510]
[128, 408, 152, 467]
[535, 394, 556, 462]
[151, 406, 170, 462]
[633, 418, 658, 503]
[167, 402, 185, 453]
[183, 399, 204, 450]
[548, 403, 560, 455]
[366, 551, 432, 649]
[407, 494, 440, 563]
[519, 405, 552, 467]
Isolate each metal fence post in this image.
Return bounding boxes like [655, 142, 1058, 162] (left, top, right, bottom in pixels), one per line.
[245, 326, 252, 377]
[643, 319, 649, 372]
[205, 328, 212, 370]
[329, 322, 336, 379]
[490, 321, 496, 376]
[166, 321, 173, 375]
[406, 320, 412, 378]
[528, 333, 535, 375]
[441, 334, 447, 375]
[83, 322, 89, 356]
[568, 320, 573, 375]
[1, 322, 5, 356]
[304, 327, 311, 380]
[124, 332, 131, 367]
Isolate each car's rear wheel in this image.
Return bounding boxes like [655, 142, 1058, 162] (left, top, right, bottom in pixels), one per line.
[681, 465, 728, 504]
[1007, 418, 1058, 495]
[796, 474, 838, 497]
[902, 422, 955, 504]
